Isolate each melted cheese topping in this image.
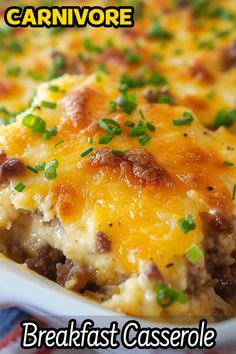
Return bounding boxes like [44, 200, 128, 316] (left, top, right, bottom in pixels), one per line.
[0, 73, 235, 283]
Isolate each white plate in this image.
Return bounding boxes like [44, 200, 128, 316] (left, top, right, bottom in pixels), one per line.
[0, 254, 236, 353]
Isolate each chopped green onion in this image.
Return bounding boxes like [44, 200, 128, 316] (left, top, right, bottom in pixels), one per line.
[157, 94, 173, 105]
[173, 112, 194, 126]
[224, 161, 234, 167]
[149, 19, 173, 40]
[146, 122, 156, 132]
[88, 137, 93, 144]
[83, 38, 102, 53]
[22, 114, 46, 135]
[98, 118, 121, 135]
[185, 244, 204, 264]
[213, 109, 236, 128]
[27, 165, 38, 174]
[5, 66, 21, 77]
[54, 140, 64, 148]
[125, 121, 135, 127]
[178, 214, 196, 234]
[43, 126, 57, 141]
[44, 159, 58, 180]
[36, 162, 46, 171]
[99, 135, 114, 145]
[48, 85, 60, 92]
[126, 52, 141, 64]
[9, 40, 22, 53]
[130, 126, 146, 137]
[139, 109, 145, 120]
[233, 184, 236, 200]
[109, 100, 117, 113]
[111, 149, 124, 155]
[80, 147, 93, 158]
[139, 134, 151, 146]
[154, 284, 188, 308]
[14, 183, 26, 192]
[41, 101, 57, 109]
[117, 93, 137, 115]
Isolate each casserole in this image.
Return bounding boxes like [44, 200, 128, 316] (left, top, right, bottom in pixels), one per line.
[0, 0, 236, 351]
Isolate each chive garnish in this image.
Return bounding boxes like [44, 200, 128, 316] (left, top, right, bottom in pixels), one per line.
[98, 119, 121, 135]
[14, 183, 26, 192]
[54, 140, 64, 148]
[80, 147, 93, 158]
[224, 161, 234, 167]
[44, 159, 58, 180]
[233, 184, 236, 200]
[173, 112, 194, 126]
[88, 137, 93, 144]
[146, 122, 156, 132]
[27, 165, 38, 174]
[36, 162, 46, 171]
[185, 244, 203, 264]
[129, 126, 146, 137]
[154, 284, 188, 308]
[139, 134, 151, 146]
[125, 121, 135, 127]
[22, 114, 46, 135]
[41, 101, 57, 109]
[99, 135, 114, 145]
[178, 214, 196, 234]
[139, 109, 145, 120]
[109, 100, 117, 113]
[48, 85, 60, 92]
[111, 149, 124, 155]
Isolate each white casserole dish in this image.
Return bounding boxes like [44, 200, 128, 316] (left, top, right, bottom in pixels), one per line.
[0, 254, 236, 354]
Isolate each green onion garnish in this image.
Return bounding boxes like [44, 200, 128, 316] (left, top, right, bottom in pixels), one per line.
[27, 165, 38, 174]
[146, 122, 156, 132]
[178, 214, 196, 234]
[109, 100, 117, 113]
[88, 137, 93, 144]
[111, 149, 124, 155]
[9, 40, 22, 53]
[80, 147, 93, 158]
[41, 101, 57, 110]
[14, 183, 26, 192]
[125, 121, 135, 127]
[185, 244, 203, 264]
[157, 94, 173, 105]
[54, 140, 64, 148]
[130, 126, 146, 137]
[127, 52, 141, 64]
[139, 109, 145, 120]
[154, 284, 188, 308]
[48, 85, 60, 92]
[212, 109, 236, 128]
[36, 162, 46, 171]
[173, 112, 194, 126]
[98, 118, 121, 135]
[99, 135, 114, 145]
[22, 114, 46, 135]
[117, 93, 137, 115]
[233, 184, 236, 200]
[44, 159, 58, 180]
[224, 161, 234, 167]
[139, 134, 151, 146]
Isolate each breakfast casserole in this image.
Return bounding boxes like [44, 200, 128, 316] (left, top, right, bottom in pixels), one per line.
[0, 0, 235, 323]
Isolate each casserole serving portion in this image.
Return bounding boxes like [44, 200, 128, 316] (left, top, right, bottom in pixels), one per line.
[0, 73, 235, 323]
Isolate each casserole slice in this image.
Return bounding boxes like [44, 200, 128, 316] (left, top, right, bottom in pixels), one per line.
[0, 73, 235, 322]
